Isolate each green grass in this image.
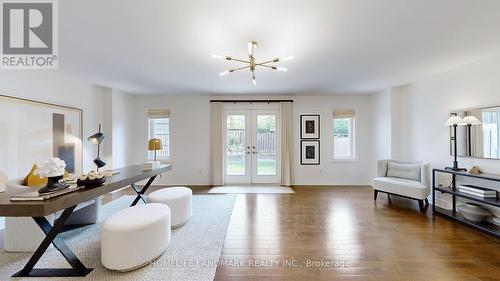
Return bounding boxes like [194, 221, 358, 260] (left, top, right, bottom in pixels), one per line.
[227, 159, 276, 175]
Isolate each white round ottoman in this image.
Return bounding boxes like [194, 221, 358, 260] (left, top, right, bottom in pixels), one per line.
[148, 187, 192, 228]
[101, 203, 171, 271]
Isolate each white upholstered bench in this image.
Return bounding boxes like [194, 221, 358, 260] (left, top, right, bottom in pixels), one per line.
[373, 159, 430, 212]
[148, 186, 192, 228]
[101, 203, 171, 271]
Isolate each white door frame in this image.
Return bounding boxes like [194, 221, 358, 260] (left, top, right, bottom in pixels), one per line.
[251, 109, 281, 184]
[223, 106, 281, 184]
[224, 110, 252, 184]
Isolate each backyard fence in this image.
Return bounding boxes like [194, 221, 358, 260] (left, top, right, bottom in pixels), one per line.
[333, 136, 352, 159]
[227, 129, 276, 153]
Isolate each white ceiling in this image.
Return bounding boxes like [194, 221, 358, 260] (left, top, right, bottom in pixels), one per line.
[60, 0, 500, 95]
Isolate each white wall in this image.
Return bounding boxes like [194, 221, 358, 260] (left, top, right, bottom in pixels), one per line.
[10, 51, 500, 188]
[0, 71, 377, 187]
[111, 89, 134, 169]
[129, 94, 376, 186]
[393, 54, 500, 173]
[390, 86, 411, 160]
[370, 89, 392, 175]
[292, 95, 374, 185]
[96, 87, 135, 170]
[101, 87, 113, 168]
[130, 95, 212, 185]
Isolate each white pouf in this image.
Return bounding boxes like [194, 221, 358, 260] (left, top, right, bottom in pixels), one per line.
[101, 203, 171, 271]
[148, 187, 192, 228]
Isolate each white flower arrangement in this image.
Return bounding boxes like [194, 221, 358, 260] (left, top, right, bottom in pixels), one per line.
[35, 158, 66, 178]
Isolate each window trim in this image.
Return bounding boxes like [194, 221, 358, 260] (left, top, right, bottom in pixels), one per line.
[146, 109, 171, 162]
[331, 108, 358, 162]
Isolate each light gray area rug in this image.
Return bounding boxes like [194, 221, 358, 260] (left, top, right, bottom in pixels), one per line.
[0, 194, 236, 281]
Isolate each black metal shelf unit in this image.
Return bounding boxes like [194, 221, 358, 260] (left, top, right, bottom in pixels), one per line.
[432, 169, 500, 238]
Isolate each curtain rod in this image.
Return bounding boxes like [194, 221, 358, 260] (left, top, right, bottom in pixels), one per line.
[210, 100, 293, 103]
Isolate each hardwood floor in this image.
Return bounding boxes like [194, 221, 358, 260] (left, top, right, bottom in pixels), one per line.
[105, 185, 500, 281]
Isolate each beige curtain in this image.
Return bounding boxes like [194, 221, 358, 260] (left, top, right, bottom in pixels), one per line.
[210, 102, 224, 186]
[280, 102, 294, 186]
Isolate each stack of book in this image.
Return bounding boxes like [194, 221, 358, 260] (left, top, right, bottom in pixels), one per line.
[10, 185, 84, 201]
[143, 162, 154, 171]
[458, 185, 497, 198]
[143, 161, 161, 171]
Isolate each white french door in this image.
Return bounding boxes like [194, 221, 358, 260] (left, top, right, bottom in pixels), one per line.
[224, 109, 280, 184]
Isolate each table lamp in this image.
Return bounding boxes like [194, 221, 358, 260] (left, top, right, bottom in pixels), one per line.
[88, 124, 106, 171]
[148, 138, 162, 169]
[444, 113, 467, 171]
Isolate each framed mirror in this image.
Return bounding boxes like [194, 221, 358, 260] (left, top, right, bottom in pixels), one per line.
[451, 105, 500, 160]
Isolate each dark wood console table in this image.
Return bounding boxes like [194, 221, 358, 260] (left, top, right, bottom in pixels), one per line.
[432, 168, 500, 238]
[0, 164, 172, 277]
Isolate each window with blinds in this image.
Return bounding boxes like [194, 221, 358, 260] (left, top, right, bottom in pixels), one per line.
[333, 109, 356, 160]
[148, 109, 170, 160]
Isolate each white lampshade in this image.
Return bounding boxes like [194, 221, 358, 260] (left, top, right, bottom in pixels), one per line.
[463, 115, 482, 125]
[444, 114, 466, 126]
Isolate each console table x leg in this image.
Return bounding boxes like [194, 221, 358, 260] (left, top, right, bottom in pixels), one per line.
[130, 175, 157, 206]
[12, 205, 93, 277]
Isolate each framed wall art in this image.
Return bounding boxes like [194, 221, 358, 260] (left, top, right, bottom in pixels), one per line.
[300, 114, 320, 139]
[0, 95, 83, 188]
[301, 140, 320, 165]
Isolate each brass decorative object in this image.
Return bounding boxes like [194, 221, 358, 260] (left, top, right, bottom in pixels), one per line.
[212, 41, 293, 85]
[148, 138, 163, 161]
[469, 166, 483, 175]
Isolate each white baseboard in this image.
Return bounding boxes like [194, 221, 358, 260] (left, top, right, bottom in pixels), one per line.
[294, 179, 372, 186]
[133, 177, 371, 187]
[135, 177, 210, 186]
[295, 184, 371, 188]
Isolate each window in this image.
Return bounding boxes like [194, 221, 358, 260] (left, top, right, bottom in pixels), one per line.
[482, 111, 499, 158]
[333, 109, 356, 160]
[148, 109, 170, 160]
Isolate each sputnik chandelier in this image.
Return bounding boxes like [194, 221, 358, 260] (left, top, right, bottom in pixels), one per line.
[212, 41, 294, 85]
